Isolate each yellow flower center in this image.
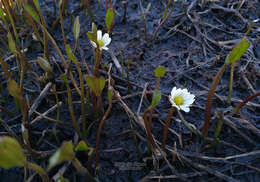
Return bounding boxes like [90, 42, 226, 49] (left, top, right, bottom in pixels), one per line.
[97, 40, 104, 48]
[174, 96, 184, 106]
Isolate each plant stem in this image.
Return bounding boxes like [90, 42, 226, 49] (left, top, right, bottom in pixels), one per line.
[93, 49, 102, 77]
[26, 162, 49, 182]
[2, 0, 19, 41]
[227, 63, 235, 103]
[143, 108, 157, 149]
[65, 79, 82, 138]
[152, 2, 175, 40]
[202, 64, 228, 137]
[162, 106, 175, 152]
[95, 99, 112, 168]
[72, 158, 97, 182]
[233, 92, 260, 113]
[155, 77, 160, 90]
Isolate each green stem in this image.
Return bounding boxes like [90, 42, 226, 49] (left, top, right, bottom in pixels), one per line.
[65, 79, 82, 138]
[227, 63, 235, 103]
[26, 162, 49, 182]
[202, 64, 228, 137]
[71, 158, 96, 182]
[93, 49, 102, 77]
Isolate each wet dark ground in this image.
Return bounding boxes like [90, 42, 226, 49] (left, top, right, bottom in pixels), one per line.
[0, 0, 260, 181]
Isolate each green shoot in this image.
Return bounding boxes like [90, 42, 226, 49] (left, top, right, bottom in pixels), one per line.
[202, 35, 250, 137]
[73, 16, 80, 52]
[65, 44, 87, 137]
[0, 137, 49, 182]
[105, 8, 114, 34]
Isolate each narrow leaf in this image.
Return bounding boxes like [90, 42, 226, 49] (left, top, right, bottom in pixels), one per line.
[24, 4, 40, 23]
[151, 90, 161, 107]
[145, 3, 151, 14]
[48, 141, 75, 170]
[32, 0, 40, 12]
[65, 45, 78, 64]
[7, 79, 21, 99]
[105, 8, 114, 30]
[8, 32, 16, 53]
[73, 16, 80, 41]
[37, 57, 53, 73]
[225, 37, 250, 65]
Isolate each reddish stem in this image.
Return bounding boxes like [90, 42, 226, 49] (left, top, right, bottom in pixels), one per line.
[162, 106, 175, 152]
[202, 64, 228, 137]
[144, 108, 157, 149]
[234, 92, 260, 113]
[95, 103, 112, 168]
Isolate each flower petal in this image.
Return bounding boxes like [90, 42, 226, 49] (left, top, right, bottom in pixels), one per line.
[97, 30, 102, 40]
[180, 105, 190, 112]
[101, 46, 109, 50]
[102, 33, 110, 44]
[90, 41, 97, 48]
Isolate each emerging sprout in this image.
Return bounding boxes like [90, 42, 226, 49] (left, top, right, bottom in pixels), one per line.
[90, 30, 111, 51]
[169, 87, 195, 112]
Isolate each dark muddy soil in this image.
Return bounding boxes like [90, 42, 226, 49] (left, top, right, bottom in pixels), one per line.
[0, 0, 260, 182]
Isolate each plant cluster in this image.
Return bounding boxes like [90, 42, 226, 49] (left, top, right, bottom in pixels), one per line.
[0, 0, 258, 181]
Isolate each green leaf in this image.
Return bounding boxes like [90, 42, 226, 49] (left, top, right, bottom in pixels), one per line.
[8, 32, 16, 53]
[58, 0, 62, 9]
[151, 90, 161, 107]
[59, 73, 68, 84]
[65, 45, 78, 64]
[37, 57, 53, 73]
[85, 76, 105, 96]
[154, 66, 166, 78]
[75, 141, 89, 152]
[24, 4, 40, 23]
[107, 89, 112, 103]
[0, 8, 6, 20]
[105, 8, 114, 30]
[73, 16, 80, 41]
[0, 137, 26, 169]
[7, 79, 21, 99]
[145, 3, 151, 14]
[87, 22, 97, 43]
[48, 141, 75, 170]
[225, 37, 250, 65]
[0, 55, 10, 79]
[32, 0, 40, 12]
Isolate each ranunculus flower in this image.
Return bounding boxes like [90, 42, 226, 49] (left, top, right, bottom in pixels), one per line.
[169, 87, 195, 112]
[90, 30, 111, 51]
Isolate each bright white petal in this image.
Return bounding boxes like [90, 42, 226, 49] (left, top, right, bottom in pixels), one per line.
[90, 41, 97, 48]
[101, 46, 109, 50]
[171, 87, 177, 96]
[169, 87, 195, 112]
[104, 37, 111, 46]
[97, 30, 102, 40]
[102, 33, 110, 43]
[180, 106, 190, 112]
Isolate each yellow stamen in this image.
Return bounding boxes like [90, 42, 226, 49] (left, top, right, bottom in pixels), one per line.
[174, 96, 184, 106]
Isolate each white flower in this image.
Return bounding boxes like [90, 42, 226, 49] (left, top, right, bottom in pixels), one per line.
[90, 30, 111, 51]
[169, 87, 195, 112]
